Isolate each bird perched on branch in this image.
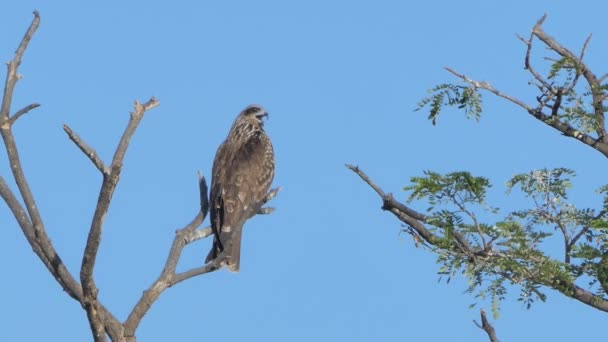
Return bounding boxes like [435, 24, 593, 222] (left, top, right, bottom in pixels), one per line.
[205, 104, 275, 272]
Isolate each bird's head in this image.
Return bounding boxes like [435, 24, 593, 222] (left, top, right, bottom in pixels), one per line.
[240, 104, 268, 126]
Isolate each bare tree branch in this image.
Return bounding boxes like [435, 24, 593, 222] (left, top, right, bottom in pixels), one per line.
[444, 66, 608, 158]
[0, 11, 84, 302]
[0, 10, 44, 255]
[345, 164, 477, 254]
[172, 256, 223, 283]
[63, 124, 108, 174]
[123, 175, 208, 338]
[123, 214, 208, 340]
[473, 309, 500, 342]
[0, 12, 125, 341]
[517, 32, 553, 92]
[78, 97, 159, 342]
[580, 34, 592, 62]
[444, 67, 534, 112]
[10, 103, 40, 125]
[123, 178, 280, 338]
[0, 175, 85, 302]
[0, 11, 40, 121]
[344, 164, 433, 241]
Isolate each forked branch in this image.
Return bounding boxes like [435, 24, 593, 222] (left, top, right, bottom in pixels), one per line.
[0, 11, 40, 121]
[0, 11, 123, 342]
[74, 97, 159, 341]
[473, 309, 500, 342]
[123, 182, 281, 339]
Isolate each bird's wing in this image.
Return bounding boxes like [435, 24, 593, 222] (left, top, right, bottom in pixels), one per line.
[207, 132, 274, 271]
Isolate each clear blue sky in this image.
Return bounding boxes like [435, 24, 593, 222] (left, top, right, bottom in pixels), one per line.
[1, 1, 606, 341]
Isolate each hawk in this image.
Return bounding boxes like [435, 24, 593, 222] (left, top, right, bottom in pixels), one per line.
[205, 104, 275, 272]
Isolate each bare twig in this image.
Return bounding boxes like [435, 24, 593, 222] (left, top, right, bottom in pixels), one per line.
[344, 164, 386, 197]
[580, 34, 592, 62]
[445, 67, 534, 112]
[473, 309, 500, 342]
[9, 103, 40, 125]
[545, 198, 571, 264]
[345, 164, 476, 253]
[444, 66, 608, 158]
[569, 209, 607, 251]
[172, 256, 222, 283]
[517, 32, 553, 92]
[0, 11, 40, 121]
[451, 192, 487, 250]
[63, 124, 108, 174]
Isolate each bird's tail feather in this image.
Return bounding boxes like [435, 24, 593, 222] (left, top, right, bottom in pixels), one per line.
[205, 228, 243, 273]
[205, 238, 220, 264]
[225, 227, 243, 273]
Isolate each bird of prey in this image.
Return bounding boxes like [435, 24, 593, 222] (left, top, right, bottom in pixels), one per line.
[205, 104, 275, 272]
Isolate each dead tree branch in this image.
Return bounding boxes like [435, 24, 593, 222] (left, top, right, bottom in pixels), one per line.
[123, 181, 281, 339]
[0, 11, 123, 342]
[63, 124, 108, 173]
[123, 175, 210, 339]
[0, 11, 44, 254]
[0, 9, 82, 306]
[0, 12, 40, 122]
[75, 97, 158, 341]
[10, 103, 40, 125]
[473, 309, 500, 342]
[345, 164, 475, 254]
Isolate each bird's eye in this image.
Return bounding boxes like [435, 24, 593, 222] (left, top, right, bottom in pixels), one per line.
[246, 107, 259, 115]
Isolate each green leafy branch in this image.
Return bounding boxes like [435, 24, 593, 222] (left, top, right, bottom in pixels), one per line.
[416, 84, 483, 125]
[415, 15, 608, 158]
[348, 164, 608, 317]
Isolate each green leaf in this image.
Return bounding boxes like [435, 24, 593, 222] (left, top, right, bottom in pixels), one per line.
[416, 84, 483, 125]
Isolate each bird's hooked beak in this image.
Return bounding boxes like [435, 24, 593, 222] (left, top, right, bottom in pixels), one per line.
[256, 111, 269, 123]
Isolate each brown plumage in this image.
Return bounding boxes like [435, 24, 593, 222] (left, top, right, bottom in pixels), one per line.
[205, 104, 275, 272]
